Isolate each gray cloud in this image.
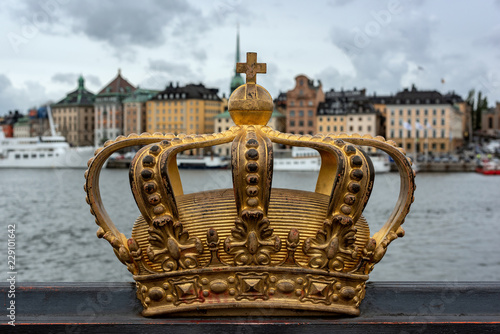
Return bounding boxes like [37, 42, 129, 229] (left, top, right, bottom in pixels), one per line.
[51, 73, 101, 90]
[85, 75, 101, 88]
[140, 74, 169, 91]
[327, 8, 439, 95]
[12, 0, 204, 49]
[0, 74, 57, 113]
[191, 49, 207, 62]
[51, 73, 78, 85]
[147, 59, 195, 79]
[327, 0, 354, 7]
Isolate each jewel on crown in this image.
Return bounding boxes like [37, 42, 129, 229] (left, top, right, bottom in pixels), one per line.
[84, 52, 415, 316]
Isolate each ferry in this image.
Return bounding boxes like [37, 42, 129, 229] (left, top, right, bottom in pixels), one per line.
[0, 133, 94, 168]
[176, 155, 229, 169]
[0, 107, 94, 168]
[274, 147, 391, 173]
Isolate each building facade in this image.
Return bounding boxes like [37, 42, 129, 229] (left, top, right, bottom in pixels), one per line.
[13, 117, 30, 138]
[94, 70, 135, 146]
[285, 75, 324, 135]
[317, 88, 380, 137]
[146, 83, 225, 136]
[123, 88, 158, 136]
[52, 76, 96, 146]
[481, 102, 500, 138]
[385, 87, 463, 155]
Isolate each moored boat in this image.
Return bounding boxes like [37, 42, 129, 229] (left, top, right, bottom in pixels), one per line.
[274, 147, 391, 173]
[0, 133, 94, 168]
[176, 155, 229, 169]
[0, 106, 95, 169]
[476, 159, 500, 175]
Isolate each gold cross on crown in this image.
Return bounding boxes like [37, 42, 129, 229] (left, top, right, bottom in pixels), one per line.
[236, 52, 266, 85]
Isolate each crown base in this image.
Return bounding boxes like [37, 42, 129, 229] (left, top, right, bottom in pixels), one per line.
[142, 301, 360, 317]
[135, 266, 367, 317]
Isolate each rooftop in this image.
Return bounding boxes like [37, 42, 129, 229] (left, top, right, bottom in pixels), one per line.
[53, 76, 95, 106]
[153, 83, 222, 101]
[97, 69, 136, 96]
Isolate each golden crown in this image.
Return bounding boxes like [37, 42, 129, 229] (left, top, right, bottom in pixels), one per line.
[84, 52, 415, 316]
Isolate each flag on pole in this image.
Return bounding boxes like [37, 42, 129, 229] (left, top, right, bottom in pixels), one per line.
[415, 122, 424, 131]
[403, 121, 413, 130]
[425, 121, 433, 129]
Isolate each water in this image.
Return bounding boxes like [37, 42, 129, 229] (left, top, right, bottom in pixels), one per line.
[1, 167, 499, 282]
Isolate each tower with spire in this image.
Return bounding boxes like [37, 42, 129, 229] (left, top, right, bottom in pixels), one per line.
[230, 27, 245, 95]
[94, 69, 136, 146]
[51, 75, 96, 146]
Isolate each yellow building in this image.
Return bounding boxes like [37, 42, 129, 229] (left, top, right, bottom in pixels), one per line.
[146, 83, 225, 136]
[385, 87, 463, 155]
[317, 114, 346, 134]
[123, 88, 159, 136]
[317, 89, 382, 153]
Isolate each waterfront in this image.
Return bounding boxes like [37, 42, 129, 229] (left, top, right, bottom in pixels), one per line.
[0, 168, 499, 282]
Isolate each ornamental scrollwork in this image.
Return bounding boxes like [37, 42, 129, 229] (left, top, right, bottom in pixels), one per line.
[224, 209, 281, 266]
[147, 214, 203, 271]
[303, 215, 358, 271]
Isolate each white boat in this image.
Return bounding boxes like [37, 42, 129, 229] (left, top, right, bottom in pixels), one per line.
[176, 155, 229, 169]
[369, 153, 391, 173]
[0, 107, 94, 168]
[0, 133, 95, 168]
[274, 147, 321, 171]
[274, 147, 391, 173]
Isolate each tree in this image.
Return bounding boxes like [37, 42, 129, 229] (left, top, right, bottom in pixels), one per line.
[466, 89, 488, 132]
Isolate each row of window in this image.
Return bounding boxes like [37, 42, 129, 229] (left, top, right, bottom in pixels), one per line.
[390, 109, 446, 116]
[53, 108, 93, 113]
[393, 98, 443, 105]
[403, 142, 446, 150]
[289, 100, 314, 107]
[318, 116, 373, 122]
[149, 116, 197, 122]
[390, 118, 445, 127]
[289, 110, 314, 117]
[319, 125, 372, 133]
[157, 93, 218, 100]
[148, 124, 200, 130]
[390, 129, 447, 138]
[14, 152, 59, 159]
[290, 120, 313, 127]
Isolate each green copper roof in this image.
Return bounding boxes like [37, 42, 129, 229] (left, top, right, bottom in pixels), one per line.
[230, 75, 245, 93]
[214, 110, 231, 119]
[52, 76, 95, 106]
[123, 88, 159, 103]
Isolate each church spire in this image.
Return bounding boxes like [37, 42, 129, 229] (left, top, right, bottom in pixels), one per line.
[78, 75, 84, 90]
[235, 24, 240, 70]
[230, 25, 245, 95]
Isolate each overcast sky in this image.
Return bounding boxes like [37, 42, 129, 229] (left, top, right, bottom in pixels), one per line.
[1, 0, 499, 115]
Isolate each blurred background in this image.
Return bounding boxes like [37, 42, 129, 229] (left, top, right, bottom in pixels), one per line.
[0, 0, 499, 282]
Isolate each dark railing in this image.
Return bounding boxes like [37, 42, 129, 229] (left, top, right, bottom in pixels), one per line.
[2, 282, 499, 333]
